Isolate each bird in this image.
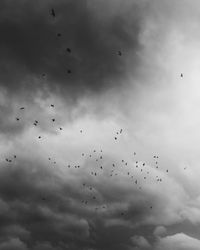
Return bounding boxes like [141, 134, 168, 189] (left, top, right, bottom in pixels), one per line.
[50, 104, 54, 107]
[20, 107, 25, 110]
[57, 33, 61, 37]
[66, 48, 71, 53]
[52, 118, 55, 122]
[180, 73, 183, 78]
[118, 51, 122, 56]
[67, 69, 71, 74]
[50, 8, 55, 18]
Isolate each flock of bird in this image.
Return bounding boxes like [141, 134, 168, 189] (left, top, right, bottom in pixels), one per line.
[11, 101, 189, 217]
[6, 7, 186, 217]
[49, 8, 123, 75]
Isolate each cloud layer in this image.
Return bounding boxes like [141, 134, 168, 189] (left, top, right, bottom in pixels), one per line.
[1, 0, 200, 249]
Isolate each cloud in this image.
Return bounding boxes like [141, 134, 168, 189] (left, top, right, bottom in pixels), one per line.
[1, 0, 200, 250]
[0, 238, 27, 250]
[153, 226, 167, 237]
[130, 235, 151, 249]
[154, 233, 200, 250]
[0, 0, 144, 101]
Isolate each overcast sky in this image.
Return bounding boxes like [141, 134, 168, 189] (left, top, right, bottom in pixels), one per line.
[1, 0, 200, 249]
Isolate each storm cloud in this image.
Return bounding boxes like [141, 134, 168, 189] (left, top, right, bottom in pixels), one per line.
[0, 0, 143, 98]
[1, 0, 200, 250]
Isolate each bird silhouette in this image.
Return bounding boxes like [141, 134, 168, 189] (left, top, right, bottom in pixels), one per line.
[118, 51, 122, 56]
[50, 8, 55, 18]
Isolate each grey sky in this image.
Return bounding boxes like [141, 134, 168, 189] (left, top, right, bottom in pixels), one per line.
[0, 0, 200, 249]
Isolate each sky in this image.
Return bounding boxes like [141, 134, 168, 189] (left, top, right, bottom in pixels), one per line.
[1, 0, 200, 249]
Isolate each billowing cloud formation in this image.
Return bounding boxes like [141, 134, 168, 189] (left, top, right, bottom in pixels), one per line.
[154, 233, 200, 250]
[1, 0, 200, 250]
[130, 235, 151, 249]
[0, 238, 27, 250]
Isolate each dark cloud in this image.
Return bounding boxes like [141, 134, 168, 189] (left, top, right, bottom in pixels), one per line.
[0, 151, 164, 250]
[0, 0, 143, 99]
[1, 0, 200, 250]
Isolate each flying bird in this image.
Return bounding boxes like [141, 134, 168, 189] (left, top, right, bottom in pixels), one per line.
[50, 8, 55, 17]
[118, 51, 122, 56]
